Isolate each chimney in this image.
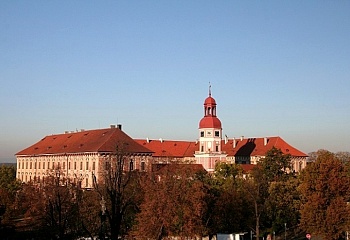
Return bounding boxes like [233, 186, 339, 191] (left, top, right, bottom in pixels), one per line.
[159, 138, 163, 143]
[241, 136, 244, 141]
[233, 137, 236, 148]
[110, 124, 116, 128]
[146, 137, 150, 143]
[117, 124, 122, 130]
[264, 137, 268, 146]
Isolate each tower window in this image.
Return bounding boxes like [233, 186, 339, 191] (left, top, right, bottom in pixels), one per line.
[201, 146, 204, 152]
[200, 131, 204, 137]
[216, 146, 219, 152]
[215, 131, 220, 137]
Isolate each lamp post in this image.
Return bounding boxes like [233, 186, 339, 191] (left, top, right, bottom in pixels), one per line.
[100, 196, 106, 239]
[284, 223, 287, 240]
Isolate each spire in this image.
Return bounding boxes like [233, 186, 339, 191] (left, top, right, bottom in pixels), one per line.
[209, 82, 211, 97]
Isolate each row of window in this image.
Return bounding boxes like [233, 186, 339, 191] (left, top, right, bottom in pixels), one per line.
[18, 174, 91, 188]
[18, 160, 96, 171]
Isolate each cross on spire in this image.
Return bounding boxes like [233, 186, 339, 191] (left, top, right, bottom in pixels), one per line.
[209, 82, 211, 97]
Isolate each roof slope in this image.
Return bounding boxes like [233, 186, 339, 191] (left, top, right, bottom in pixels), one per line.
[16, 128, 153, 156]
[222, 136, 308, 157]
[134, 139, 198, 158]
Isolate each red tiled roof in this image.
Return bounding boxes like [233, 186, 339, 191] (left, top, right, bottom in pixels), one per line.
[239, 164, 256, 173]
[16, 128, 153, 156]
[222, 136, 308, 157]
[134, 139, 198, 158]
[136, 136, 306, 158]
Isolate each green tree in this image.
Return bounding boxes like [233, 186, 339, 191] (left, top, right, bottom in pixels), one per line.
[259, 147, 292, 182]
[299, 150, 350, 240]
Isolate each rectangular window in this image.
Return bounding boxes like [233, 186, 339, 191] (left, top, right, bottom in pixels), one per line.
[85, 178, 88, 188]
[48, 162, 50, 169]
[43, 162, 45, 169]
[200, 131, 204, 137]
[74, 162, 77, 170]
[92, 162, 95, 170]
[86, 162, 89, 170]
[216, 146, 219, 152]
[38, 162, 41, 169]
[34, 162, 37, 169]
[141, 162, 145, 171]
[80, 162, 83, 170]
[201, 146, 204, 152]
[129, 161, 134, 171]
[215, 131, 220, 137]
[68, 162, 71, 170]
[63, 162, 65, 169]
[22, 162, 24, 169]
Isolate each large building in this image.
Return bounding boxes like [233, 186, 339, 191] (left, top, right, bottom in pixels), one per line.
[16, 90, 308, 185]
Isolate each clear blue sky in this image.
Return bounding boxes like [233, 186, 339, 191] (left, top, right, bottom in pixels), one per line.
[1, 1, 350, 162]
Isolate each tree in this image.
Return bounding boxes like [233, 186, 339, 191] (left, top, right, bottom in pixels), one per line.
[259, 147, 292, 182]
[16, 168, 82, 239]
[93, 143, 144, 240]
[242, 165, 269, 240]
[211, 163, 253, 234]
[133, 164, 206, 239]
[299, 150, 350, 239]
[0, 165, 21, 229]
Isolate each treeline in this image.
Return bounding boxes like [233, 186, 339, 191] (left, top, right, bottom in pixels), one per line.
[1, 148, 350, 240]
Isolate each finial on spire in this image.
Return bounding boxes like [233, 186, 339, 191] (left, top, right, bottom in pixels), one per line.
[209, 82, 211, 97]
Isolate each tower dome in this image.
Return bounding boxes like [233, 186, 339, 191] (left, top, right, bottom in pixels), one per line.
[198, 86, 222, 129]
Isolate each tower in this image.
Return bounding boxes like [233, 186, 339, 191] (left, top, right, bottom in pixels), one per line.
[194, 86, 227, 172]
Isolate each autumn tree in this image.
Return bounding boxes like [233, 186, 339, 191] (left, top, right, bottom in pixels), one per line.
[16, 168, 82, 239]
[93, 143, 144, 240]
[299, 150, 350, 239]
[133, 164, 206, 239]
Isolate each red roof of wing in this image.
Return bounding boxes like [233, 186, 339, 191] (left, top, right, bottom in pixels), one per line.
[240, 164, 256, 173]
[16, 128, 153, 156]
[222, 136, 308, 157]
[134, 139, 198, 158]
[152, 163, 205, 173]
[199, 116, 222, 129]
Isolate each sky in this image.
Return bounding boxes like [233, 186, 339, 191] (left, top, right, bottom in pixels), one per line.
[1, 1, 350, 163]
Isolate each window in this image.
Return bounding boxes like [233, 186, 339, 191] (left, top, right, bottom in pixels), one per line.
[34, 162, 37, 169]
[200, 131, 204, 137]
[68, 162, 71, 170]
[129, 161, 134, 171]
[63, 162, 65, 169]
[141, 162, 145, 171]
[85, 178, 88, 188]
[26, 162, 28, 169]
[216, 146, 219, 152]
[92, 162, 95, 171]
[86, 162, 89, 170]
[105, 162, 110, 171]
[38, 162, 41, 169]
[215, 131, 220, 137]
[43, 162, 45, 169]
[22, 162, 24, 169]
[80, 162, 83, 170]
[201, 146, 204, 152]
[74, 162, 77, 170]
[48, 162, 50, 169]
